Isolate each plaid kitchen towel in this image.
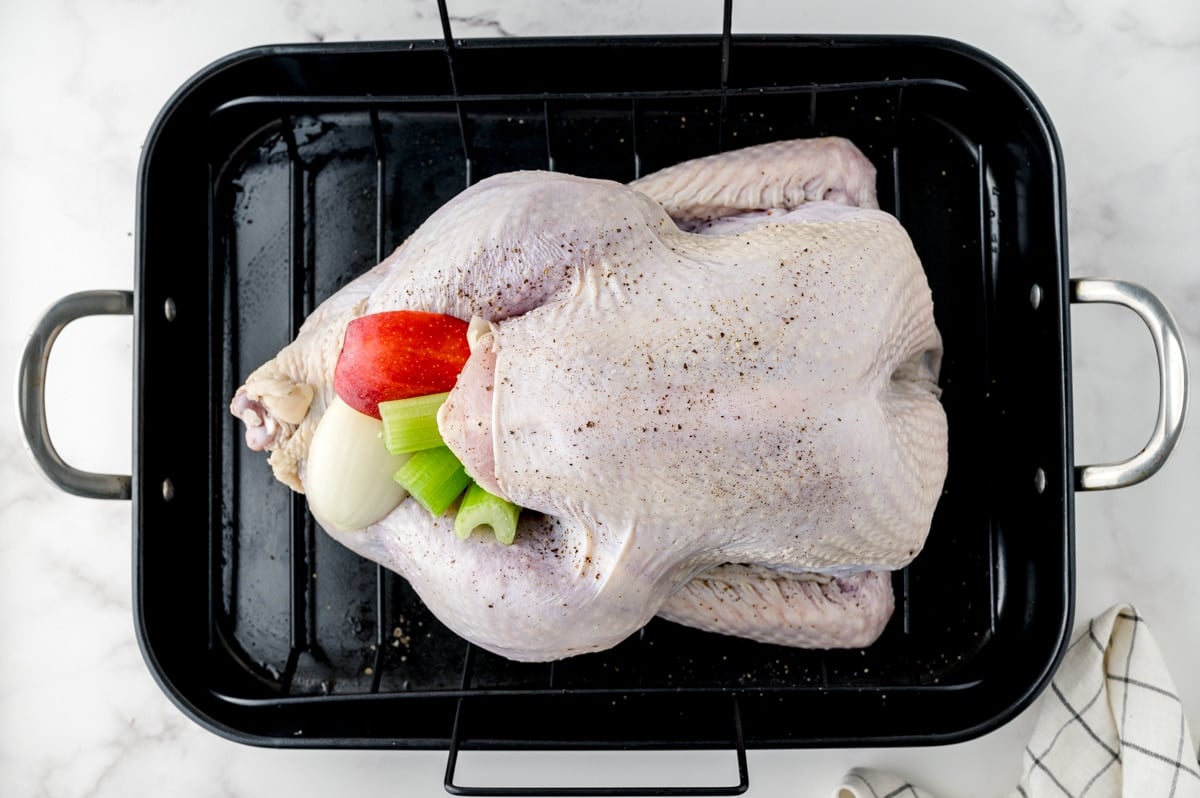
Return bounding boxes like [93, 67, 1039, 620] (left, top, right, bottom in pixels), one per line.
[837, 605, 1200, 798]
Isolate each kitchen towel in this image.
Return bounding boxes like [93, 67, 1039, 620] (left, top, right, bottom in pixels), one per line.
[837, 604, 1200, 798]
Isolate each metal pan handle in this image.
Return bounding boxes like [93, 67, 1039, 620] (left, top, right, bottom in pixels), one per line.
[444, 694, 749, 796]
[1070, 278, 1189, 491]
[17, 290, 134, 500]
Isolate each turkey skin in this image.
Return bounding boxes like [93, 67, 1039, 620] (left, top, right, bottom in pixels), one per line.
[231, 137, 948, 662]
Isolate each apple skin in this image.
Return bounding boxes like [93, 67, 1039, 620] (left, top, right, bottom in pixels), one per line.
[333, 311, 471, 418]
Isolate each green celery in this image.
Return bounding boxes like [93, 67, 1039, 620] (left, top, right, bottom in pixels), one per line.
[379, 392, 451, 454]
[393, 446, 471, 516]
[454, 483, 521, 544]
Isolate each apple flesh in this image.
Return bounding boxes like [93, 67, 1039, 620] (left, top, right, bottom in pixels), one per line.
[334, 311, 471, 418]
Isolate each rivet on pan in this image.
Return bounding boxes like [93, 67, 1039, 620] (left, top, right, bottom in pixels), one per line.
[164, 297, 177, 322]
[162, 478, 175, 501]
[1033, 467, 1046, 494]
[1029, 284, 1042, 310]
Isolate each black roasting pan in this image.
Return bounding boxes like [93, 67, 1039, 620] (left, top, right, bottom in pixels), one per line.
[18, 30, 1189, 796]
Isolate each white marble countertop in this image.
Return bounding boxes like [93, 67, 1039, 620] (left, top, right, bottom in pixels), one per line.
[2, 1, 1196, 796]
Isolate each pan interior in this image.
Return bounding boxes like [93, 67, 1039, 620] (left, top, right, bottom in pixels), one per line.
[135, 36, 1072, 749]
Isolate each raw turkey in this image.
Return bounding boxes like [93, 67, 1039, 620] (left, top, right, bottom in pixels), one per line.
[230, 137, 948, 662]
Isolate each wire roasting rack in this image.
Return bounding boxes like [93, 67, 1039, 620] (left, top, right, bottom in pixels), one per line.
[130, 0, 1075, 793]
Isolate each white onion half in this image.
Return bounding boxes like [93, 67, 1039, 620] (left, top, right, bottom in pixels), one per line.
[304, 395, 410, 532]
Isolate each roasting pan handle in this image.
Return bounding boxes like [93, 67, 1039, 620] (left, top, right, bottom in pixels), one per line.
[443, 694, 749, 796]
[1070, 278, 1189, 491]
[17, 290, 134, 500]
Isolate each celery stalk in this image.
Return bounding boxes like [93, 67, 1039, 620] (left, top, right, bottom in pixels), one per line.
[379, 392, 451, 454]
[454, 483, 521, 544]
[393, 446, 471, 516]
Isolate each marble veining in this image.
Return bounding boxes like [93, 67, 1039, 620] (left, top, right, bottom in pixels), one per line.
[1, 0, 1196, 796]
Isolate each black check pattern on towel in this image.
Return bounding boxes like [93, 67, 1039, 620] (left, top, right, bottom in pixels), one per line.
[840, 770, 933, 798]
[1019, 617, 1123, 796]
[1014, 606, 1199, 797]
[837, 605, 1200, 798]
[1103, 610, 1200, 796]
[1017, 607, 1195, 792]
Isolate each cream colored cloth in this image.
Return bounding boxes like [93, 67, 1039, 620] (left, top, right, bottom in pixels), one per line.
[837, 605, 1200, 798]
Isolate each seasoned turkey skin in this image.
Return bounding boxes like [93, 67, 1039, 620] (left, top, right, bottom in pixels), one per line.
[231, 137, 948, 662]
